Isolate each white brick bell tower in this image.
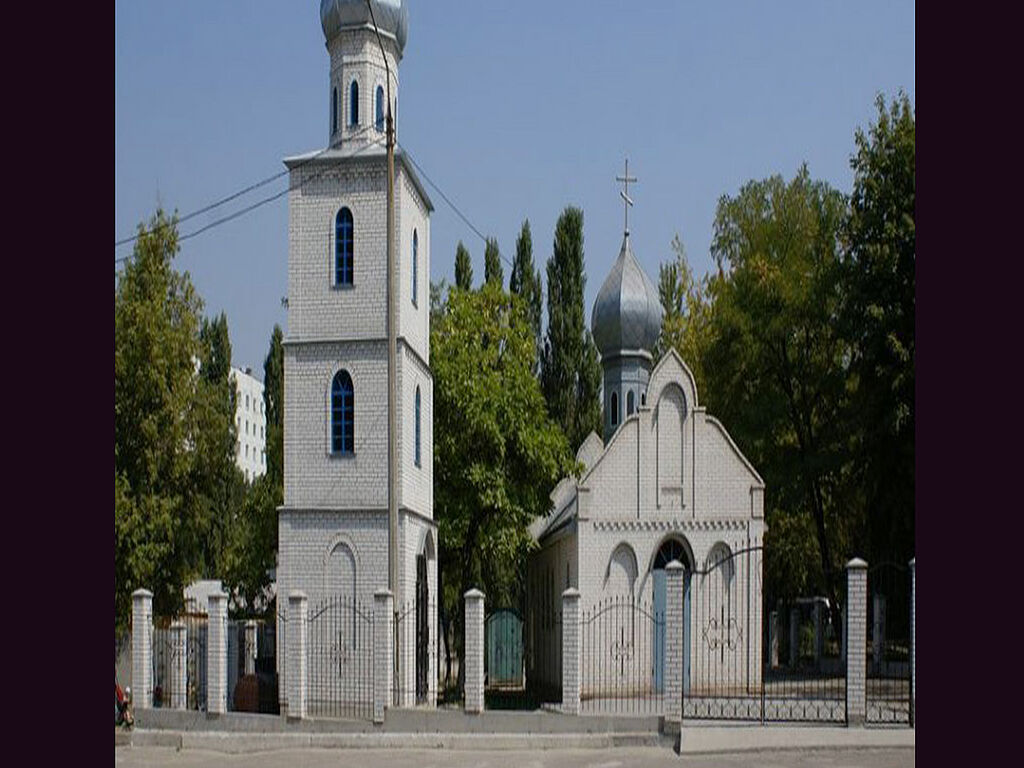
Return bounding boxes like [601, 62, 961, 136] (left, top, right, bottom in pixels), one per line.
[277, 0, 438, 711]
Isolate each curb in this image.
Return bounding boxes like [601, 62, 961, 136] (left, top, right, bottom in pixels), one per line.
[118, 726, 912, 754]
[120, 729, 670, 753]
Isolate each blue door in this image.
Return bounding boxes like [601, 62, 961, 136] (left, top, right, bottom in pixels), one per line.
[652, 568, 690, 694]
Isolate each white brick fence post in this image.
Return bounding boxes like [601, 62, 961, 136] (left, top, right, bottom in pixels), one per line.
[244, 620, 257, 676]
[845, 558, 868, 727]
[374, 589, 394, 724]
[464, 589, 485, 714]
[287, 591, 308, 720]
[910, 558, 915, 728]
[131, 589, 153, 709]
[664, 562, 685, 725]
[170, 621, 187, 710]
[561, 588, 581, 716]
[207, 591, 228, 715]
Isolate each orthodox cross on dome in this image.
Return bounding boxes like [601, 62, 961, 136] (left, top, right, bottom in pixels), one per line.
[616, 158, 637, 236]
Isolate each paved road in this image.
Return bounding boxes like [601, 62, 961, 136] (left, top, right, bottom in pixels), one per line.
[115, 746, 914, 768]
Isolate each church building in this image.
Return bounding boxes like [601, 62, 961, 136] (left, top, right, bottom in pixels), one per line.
[276, 0, 437, 711]
[527, 190, 767, 703]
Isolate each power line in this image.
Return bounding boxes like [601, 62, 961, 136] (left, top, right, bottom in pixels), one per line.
[396, 141, 516, 271]
[114, 123, 380, 249]
[116, 134, 387, 265]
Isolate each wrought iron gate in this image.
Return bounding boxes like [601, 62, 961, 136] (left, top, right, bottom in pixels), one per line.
[307, 595, 374, 720]
[865, 562, 912, 725]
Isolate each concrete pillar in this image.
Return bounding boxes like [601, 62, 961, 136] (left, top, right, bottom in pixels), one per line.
[373, 590, 394, 724]
[207, 591, 228, 715]
[789, 607, 799, 666]
[561, 588, 581, 716]
[244, 620, 257, 676]
[909, 558, 915, 728]
[131, 589, 153, 709]
[170, 622, 187, 710]
[845, 558, 868, 727]
[664, 562, 685, 724]
[769, 610, 779, 668]
[464, 589, 485, 714]
[287, 591, 308, 720]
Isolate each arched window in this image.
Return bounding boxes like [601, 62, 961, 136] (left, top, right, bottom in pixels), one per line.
[414, 385, 421, 467]
[335, 208, 353, 285]
[331, 87, 338, 135]
[375, 85, 385, 132]
[641, 391, 647, 407]
[610, 391, 619, 427]
[654, 538, 688, 571]
[349, 80, 359, 126]
[627, 390, 635, 416]
[331, 370, 354, 454]
[412, 229, 418, 306]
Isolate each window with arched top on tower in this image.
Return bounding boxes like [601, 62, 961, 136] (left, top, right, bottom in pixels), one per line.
[335, 207, 353, 285]
[414, 385, 421, 467]
[376, 86, 385, 132]
[610, 391, 619, 427]
[412, 229, 418, 306]
[349, 80, 359, 126]
[331, 370, 354, 455]
[331, 87, 338, 135]
[627, 390, 635, 416]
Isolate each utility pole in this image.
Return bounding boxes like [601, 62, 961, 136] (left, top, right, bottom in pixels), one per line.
[366, 0, 400, 697]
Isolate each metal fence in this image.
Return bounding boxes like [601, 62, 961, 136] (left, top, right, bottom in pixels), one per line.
[392, 598, 437, 708]
[307, 595, 374, 720]
[226, 618, 279, 714]
[866, 563, 912, 725]
[681, 546, 846, 723]
[580, 596, 665, 715]
[152, 611, 207, 711]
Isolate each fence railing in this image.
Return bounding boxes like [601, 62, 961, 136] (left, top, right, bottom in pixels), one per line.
[865, 563, 912, 725]
[580, 596, 665, 716]
[306, 595, 374, 720]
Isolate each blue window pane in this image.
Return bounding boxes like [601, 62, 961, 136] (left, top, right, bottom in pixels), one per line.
[350, 81, 359, 126]
[414, 386, 421, 466]
[412, 230, 418, 305]
[335, 208, 353, 285]
[331, 370, 354, 454]
[331, 87, 338, 134]
[375, 86, 384, 132]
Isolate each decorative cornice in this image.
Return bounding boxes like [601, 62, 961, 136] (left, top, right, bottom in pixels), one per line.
[591, 517, 748, 533]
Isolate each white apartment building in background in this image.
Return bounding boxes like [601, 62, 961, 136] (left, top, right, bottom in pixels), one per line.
[231, 366, 267, 482]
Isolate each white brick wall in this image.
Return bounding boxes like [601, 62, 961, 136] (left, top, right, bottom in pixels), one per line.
[327, 30, 399, 151]
[131, 589, 153, 709]
[529, 348, 767, 701]
[207, 592, 228, 715]
[464, 589, 484, 713]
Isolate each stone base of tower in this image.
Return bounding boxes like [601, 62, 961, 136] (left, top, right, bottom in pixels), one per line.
[276, 507, 437, 712]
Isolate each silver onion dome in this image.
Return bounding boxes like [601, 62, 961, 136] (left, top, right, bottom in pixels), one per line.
[591, 234, 663, 358]
[320, 0, 409, 53]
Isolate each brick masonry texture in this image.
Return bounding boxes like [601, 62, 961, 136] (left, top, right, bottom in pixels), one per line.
[845, 561, 867, 725]
[464, 590, 484, 714]
[132, 590, 153, 709]
[528, 349, 767, 698]
[207, 593, 228, 715]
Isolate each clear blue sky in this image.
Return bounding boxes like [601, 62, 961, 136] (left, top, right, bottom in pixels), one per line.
[115, 1, 915, 376]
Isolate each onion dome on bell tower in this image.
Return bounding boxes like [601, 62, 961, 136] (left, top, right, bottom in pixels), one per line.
[590, 160, 663, 441]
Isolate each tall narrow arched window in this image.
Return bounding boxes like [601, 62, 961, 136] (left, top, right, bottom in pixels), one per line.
[331, 87, 338, 135]
[627, 390, 635, 416]
[412, 229, 418, 306]
[335, 207, 353, 286]
[375, 85, 385, 132]
[349, 80, 359, 126]
[331, 370, 354, 454]
[414, 385, 421, 467]
[610, 391, 619, 427]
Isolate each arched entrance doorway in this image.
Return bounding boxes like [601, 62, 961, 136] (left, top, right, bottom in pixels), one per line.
[652, 537, 691, 694]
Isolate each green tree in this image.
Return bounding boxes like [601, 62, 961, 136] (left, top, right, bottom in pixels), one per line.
[432, 283, 575, 690]
[653, 234, 714, 394]
[115, 209, 206, 627]
[704, 167, 851, 617]
[484, 237, 503, 288]
[262, 324, 285, 487]
[541, 206, 602, 452]
[454, 241, 473, 290]
[838, 92, 915, 566]
[509, 219, 543, 371]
